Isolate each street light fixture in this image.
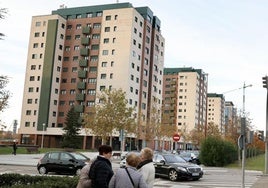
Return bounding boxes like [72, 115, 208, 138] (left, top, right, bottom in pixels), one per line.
[41, 123, 46, 149]
[262, 76, 268, 174]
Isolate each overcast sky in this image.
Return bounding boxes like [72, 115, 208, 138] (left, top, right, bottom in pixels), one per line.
[0, 0, 267, 132]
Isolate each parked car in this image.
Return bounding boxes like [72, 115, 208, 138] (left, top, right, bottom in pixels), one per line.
[119, 151, 140, 168]
[153, 153, 203, 181]
[179, 151, 201, 165]
[37, 151, 90, 175]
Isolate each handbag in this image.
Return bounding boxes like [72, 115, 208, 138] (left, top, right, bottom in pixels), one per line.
[125, 167, 135, 187]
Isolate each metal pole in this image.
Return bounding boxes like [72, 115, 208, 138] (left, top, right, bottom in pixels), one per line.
[41, 123, 45, 149]
[265, 87, 268, 174]
[241, 83, 252, 188]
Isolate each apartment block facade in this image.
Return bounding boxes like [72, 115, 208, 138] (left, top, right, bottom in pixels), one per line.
[207, 93, 225, 133]
[18, 3, 165, 149]
[162, 67, 208, 149]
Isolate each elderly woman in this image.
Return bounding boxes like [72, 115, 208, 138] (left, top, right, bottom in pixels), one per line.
[137, 147, 155, 188]
[109, 153, 148, 188]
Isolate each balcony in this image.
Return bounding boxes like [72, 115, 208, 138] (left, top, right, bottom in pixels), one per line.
[74, 105, 84, 113]
[78, 70, 87, 78]
[82, 26, 90, 34]
[81, 37, 90, 45]
[77, 82, 86, 90]
[76, 93, 85, 101]
[79, 59, 88, 67]
[80, 48, 89, 56]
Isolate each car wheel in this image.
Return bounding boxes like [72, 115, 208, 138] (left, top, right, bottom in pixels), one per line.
[75, 168, 82, 176]
[38, 166, 47, 175]
[168, 169, 178, 181]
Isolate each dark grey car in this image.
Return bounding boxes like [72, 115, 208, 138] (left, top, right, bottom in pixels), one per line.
[37, 151, 90, 175]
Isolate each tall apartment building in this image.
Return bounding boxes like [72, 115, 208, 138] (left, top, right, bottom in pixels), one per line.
[224, 101, 239, 135]
[18, 3, 165, 149]
[207, 93, 225, 133]
[162, 67, 208, 149]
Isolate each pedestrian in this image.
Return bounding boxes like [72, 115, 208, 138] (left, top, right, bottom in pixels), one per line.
[109, 153, 148, 188]
[76, 162, 91, 188]
[137, 147, 155, 188]
[12, 142, 17, 155]
[88, 145, 114, 188]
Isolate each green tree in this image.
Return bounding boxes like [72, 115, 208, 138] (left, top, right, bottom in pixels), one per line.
[200, 136, 237, 166]
[83, 89, 136, 144]
[0, 76, 10, 113]
[0, 8, 8, 40]
[61, 106, 81, 148]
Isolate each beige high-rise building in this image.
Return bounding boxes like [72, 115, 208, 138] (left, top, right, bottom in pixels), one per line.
[162, 67, 208, 149]
[207, 93, 225, 133]
[18, 3, 165, 149]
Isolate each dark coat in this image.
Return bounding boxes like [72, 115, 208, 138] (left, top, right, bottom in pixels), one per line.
[89, 156, 114, 188]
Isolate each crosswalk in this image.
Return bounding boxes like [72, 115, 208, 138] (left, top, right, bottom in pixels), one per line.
[152, 167, 262, 188]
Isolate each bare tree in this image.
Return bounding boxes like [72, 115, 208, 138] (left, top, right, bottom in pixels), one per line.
[0, 8, 8, 40]
[0, 76, 10, 113]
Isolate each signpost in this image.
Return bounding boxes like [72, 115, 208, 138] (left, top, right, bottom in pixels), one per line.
[173, 133, 180, 142]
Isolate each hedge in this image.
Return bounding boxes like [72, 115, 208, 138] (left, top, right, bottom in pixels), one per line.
[0, 173, 79, 188]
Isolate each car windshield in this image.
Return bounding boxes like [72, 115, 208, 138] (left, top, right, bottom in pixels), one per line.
[71, 153, 88, 160]
[163, 154, 186, 163]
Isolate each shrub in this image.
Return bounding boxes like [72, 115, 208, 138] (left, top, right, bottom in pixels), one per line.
[200, 136, 238, 166]
[0, 173, 79, 188]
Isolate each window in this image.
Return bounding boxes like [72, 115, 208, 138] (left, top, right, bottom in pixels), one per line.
[67, 25, 72, 30]
[100, 86, 105, 91]
[93, 23, 101, 28]
[101, 62, 107, 67]
[103, 38, 109, 43]
[110, 73, 113, 79]
[70, 89, 76, 94]
[92, 34, 100, 39]
[33, 43, 38, 48]
[76, 24, 82, 29]
[32, 54, 38, 59]
[31, 65, 36, 70]
[87, 13, 93, 18]
[34, 32, 40, 37]
[88, 89, 96, 95]
[35, 21, 41, 26]
[72, 67, 77, 72]
[105, 27, 110, 32]
[87, 101, 95, 107]
[102, 50, 108, 55]
[75, 35, 80, 40]
[115, 15, 118, 20]
[74, 45, 80, 50]
[28, 87, 34, 92]
[27, 99, 32, 104]
[26, 110, 31, 115]
[65, 46, 70, 51]
[76, 14, 82, 18]
[96, 12, 102, 17]
[66, 35, 71, 40]
[106, 15, 111, 20]
[29, 76, 35, 81]
[113, 26, 117, 31]
[101, 74, 107, 79]
[88, 78, 96, 83]
[91, 45, 99, 50]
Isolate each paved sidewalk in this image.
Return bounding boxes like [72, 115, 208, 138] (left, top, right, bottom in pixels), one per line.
[251, 174, 268, 188]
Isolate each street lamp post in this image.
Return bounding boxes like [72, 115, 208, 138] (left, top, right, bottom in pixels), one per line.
[262, 76, 268, 174]
[241, 83, 252, 188]
[41, 123, 46, 149]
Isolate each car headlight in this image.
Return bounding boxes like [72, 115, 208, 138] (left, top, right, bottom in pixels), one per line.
[177, 166, 187, 172]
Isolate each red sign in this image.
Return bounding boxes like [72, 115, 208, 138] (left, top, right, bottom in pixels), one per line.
[173, 134, 180, 142]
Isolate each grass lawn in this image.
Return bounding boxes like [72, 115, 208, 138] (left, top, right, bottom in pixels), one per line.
[226, 154, 265, 172]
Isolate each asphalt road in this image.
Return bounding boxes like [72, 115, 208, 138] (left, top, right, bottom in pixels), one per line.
[0, 153, 264, 188]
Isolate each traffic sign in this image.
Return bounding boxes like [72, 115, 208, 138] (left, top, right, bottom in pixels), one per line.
[173, 133, 180, 142]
